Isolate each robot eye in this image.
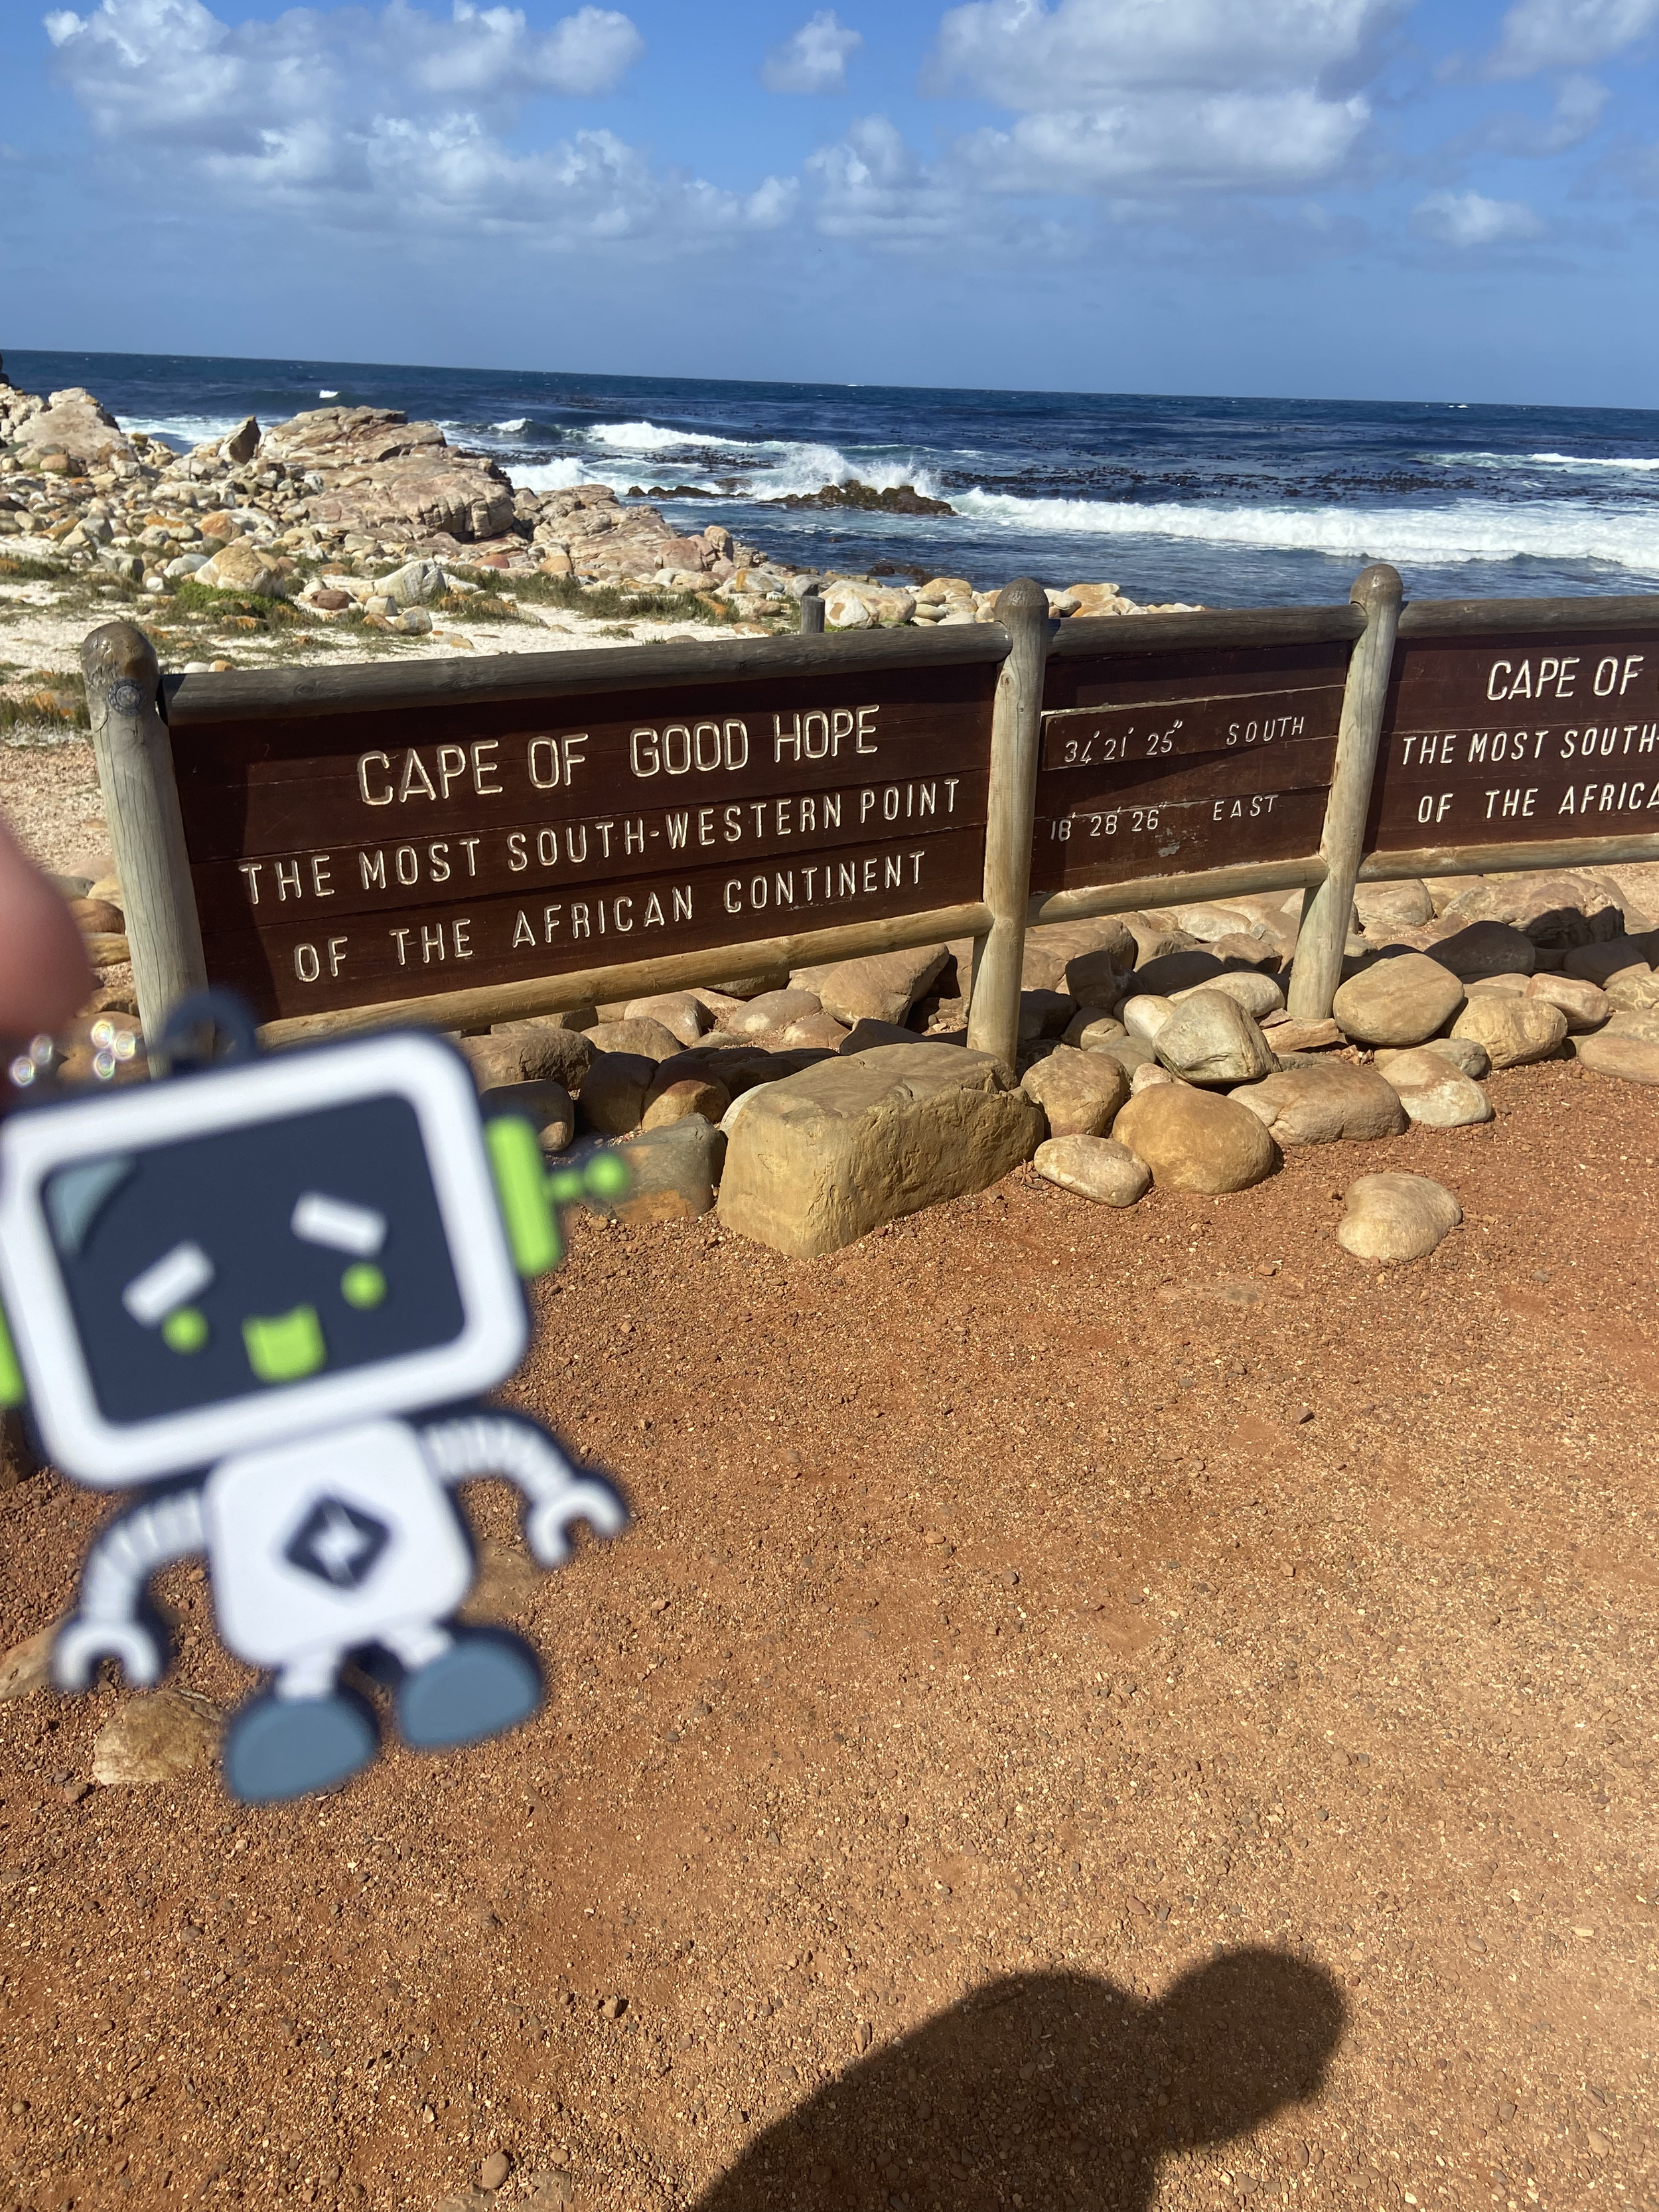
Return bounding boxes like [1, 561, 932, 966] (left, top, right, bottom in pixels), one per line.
[123, 1241, 215, 1326]
[291, 1192, 387, 1257]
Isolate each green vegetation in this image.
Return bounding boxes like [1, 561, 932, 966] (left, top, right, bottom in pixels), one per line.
[172, 578, 303, 630]
[0, 553, 66, 583]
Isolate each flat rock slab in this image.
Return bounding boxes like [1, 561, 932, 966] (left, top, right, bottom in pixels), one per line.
[1033, 1134, 1151, 1207]
[487, 1019, 597, 1092]
[718, 1043, 1043, 1257]
[1451, 995, 1568, 1069]
[1230, 1061, 1407, 1146]
[583, 1016, 684, 1063]
[1266, 1016, 1344, 1053]
[1112, 1084, 1280, 1194]
[1332, 952, 1465, 1047]
[1430, 921, 1538, 980]
[1372, 1049, 1493, 1130]
[1337, 1173, 1461, 1264]
[1021, 1045, 1130, 1138]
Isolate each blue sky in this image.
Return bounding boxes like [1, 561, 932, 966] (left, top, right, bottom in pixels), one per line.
[3, 0, 1658, 404]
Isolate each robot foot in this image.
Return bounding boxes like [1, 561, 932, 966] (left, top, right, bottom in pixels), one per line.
[396, 1627, 543, 1751]
[224, 1689, 379, 1805]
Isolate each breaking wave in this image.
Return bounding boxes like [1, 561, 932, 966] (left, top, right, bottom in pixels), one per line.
[949, 488, 1659, 573]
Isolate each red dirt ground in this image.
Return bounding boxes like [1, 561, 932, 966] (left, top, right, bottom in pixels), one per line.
[1, 1055, 1655, 2212]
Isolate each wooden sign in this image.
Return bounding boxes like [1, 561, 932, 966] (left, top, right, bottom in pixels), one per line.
[171, 659, 996, 1019]
[1029, 637, 1347, 896]
[1368, 627, 1659, 853]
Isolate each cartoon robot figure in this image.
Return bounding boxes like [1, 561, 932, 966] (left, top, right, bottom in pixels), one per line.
[0, 995, 628, 1805]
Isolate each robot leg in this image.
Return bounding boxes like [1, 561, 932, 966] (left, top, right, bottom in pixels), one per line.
[222, 1645, 380, 1806]
[381, 1617, 543, 1752]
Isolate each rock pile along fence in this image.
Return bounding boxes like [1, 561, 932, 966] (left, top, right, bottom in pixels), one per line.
[83, 565, 1659, 1068]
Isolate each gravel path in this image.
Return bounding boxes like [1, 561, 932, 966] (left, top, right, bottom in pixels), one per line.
[1, 1057, 1653, 2211]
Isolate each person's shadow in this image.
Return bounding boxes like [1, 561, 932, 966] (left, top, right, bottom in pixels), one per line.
[693, 1949, 1344, 2211]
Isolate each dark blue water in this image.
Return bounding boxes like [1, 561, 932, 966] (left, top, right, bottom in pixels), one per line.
[11, 348, 1659, 607]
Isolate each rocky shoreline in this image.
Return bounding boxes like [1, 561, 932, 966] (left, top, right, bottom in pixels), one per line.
[0, 374, 1190, 665]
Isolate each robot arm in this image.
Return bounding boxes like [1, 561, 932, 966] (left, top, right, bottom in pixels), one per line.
[52, 1487, 206, 1690]
[418, 1412, 628, 1569]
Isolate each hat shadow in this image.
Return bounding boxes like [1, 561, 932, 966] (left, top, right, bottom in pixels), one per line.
[693, 1947, 1345, 2212]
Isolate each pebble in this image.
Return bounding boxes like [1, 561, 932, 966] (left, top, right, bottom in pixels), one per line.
[92, 1691, 220, 1785]
[478, 2149, 512, 2191]
[0, 1626, 56, 1700]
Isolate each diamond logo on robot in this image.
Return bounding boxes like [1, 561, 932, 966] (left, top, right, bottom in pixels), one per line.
[283, 1499, 392, 1591]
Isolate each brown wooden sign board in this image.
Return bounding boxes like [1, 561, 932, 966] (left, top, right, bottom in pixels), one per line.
[1030, 638, 1347, 895]
[173, 660, 997, 1019]
[1368, 627, 1659, 855]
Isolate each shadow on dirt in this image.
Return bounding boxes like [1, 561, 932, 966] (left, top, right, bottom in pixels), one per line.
[692, 1947, 1345, 2211]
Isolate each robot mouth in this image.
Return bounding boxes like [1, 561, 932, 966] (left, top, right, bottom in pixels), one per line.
[242, 1305, 326, 1384]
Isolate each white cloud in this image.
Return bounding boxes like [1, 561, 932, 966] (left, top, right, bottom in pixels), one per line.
[806, 114, 968, 239]
[917, 0, 1397, 200]
[762, 9, 862, 94]
[927, 0, 1404, 104]
[1463, 69, 1609, 154]
[1411, 187, 1544, 245]
[957, 88, 1370, 193]
[42, 0, 796, 244]
[1485, 0, 1659, 76]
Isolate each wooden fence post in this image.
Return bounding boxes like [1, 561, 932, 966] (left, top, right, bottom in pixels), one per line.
[799, 584, 825, 636]
[82, 621, 208, 1043]
[1286, 563, 1404, 1020]
[967, 578, 1050, 1067]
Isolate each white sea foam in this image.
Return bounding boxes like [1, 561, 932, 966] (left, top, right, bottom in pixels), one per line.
[951, 487, 1659, 572]
[122, 411, 246, 450]
[580, 419, 707, 453]
[319, 388, 338, 398]
[1528, 451, 1659, 473]
[492, 417, 528, 433]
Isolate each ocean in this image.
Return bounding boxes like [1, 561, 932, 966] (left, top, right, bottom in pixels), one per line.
[10, 347, 1659, 610]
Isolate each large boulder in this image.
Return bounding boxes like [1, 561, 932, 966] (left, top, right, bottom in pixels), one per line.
[1337, 1173, 1461, 1263]
[721, 988, 822, 1037]
[1561, 936, 1656, 986]
[624, 991, 711, 1047]
[616, 1117, 726, 1220]
[488, 1018, 597, 1092]
[262, 406, 517, 544]
[1524, 972, 1609, 1031]
[1033, 1135, 1151, 1207]
[1372, 1049, 1492, 1130]
[1437, 871, 1624, 950]
[1606, 968, 1659, 1014]
[1574, 1031, 1659, 1085]
[1021, 1045, 1131, 1137]
[479, 1078, 575, 1153]
[1130, 948, 1228, 999]
[1020, 917, 1135, 994]
[1153, 992, 1276, 1086]
[1451, 995, 1567, 1069]
[815, 946, 948, 1029]
[1111, 1084, 1279, 1194]
[1430, 920, 1537, 981]
[583, 1016, 684, 1064]
[1355, 880, 1434, 932]
[1332, 953, 1465, 1047]
[194, 541, 289, 597]
[1170, 969, 1284, 1021]
[1122, 994, 1174, 1042]
[717, 1043, 1042, 1256]
[577, 1052, 656, 1136]
[11, 386, 134, 469]
[1229, 1061, 1407, 1147]
[1376, 1035, 1488, 1080]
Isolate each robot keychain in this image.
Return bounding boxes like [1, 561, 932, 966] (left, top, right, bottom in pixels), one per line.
[0, 993, 629, 1806]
